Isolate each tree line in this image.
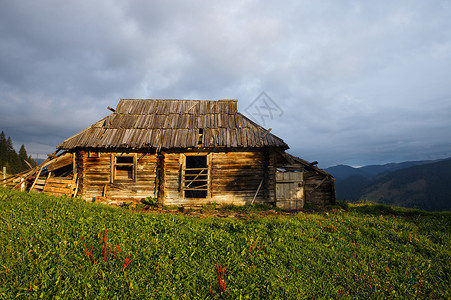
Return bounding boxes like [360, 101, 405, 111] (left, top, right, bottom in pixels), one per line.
[0, 131, 37, 175]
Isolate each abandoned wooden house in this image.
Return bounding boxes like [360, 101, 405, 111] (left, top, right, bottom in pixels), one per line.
[4, 99, 335, 209]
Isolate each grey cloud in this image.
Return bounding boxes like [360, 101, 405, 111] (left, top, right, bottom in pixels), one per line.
[1, 0, 451, 167]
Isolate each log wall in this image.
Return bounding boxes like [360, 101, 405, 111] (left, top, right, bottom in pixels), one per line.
[77, 148, 277, 206]
[209, 151, 269, 205]
[160, 149, 274, 206]
[77, 150, 158, 203]
[304, 172, 336, 205]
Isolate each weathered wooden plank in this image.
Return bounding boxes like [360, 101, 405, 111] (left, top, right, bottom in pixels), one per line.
[211, 182, 264, 190]
[46, 178, 75, 185]
[43, 186, 74, 194]
[85, 176, 110, 183]
[136, 173, 157, 179]
[86, 156, 111, 161]
[211, 170, 264, 177]
[85, 167, 111, 173]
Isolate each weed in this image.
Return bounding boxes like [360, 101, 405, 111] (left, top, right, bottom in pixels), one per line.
[82, 238, 96, 263]
[122, 254, 132, 270]
[336, 200, 350, 210]
[248, 238, 264, 253]
[119, 202, 132, 209]
[215, 264, 226, 294]
[141, 197, 160, 209]
[81, 226, 131, 269]
[202, 202, 217, 211]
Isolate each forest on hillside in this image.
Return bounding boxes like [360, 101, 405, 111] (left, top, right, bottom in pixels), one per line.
[0, 131, 36, 175]
[328, 158, 451, 211]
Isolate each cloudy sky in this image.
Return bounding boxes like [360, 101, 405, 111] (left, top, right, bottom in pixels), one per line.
[1, 0, 450, 167]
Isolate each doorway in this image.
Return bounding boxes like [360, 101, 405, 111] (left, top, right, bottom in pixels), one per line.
[183, 155, 209, 198]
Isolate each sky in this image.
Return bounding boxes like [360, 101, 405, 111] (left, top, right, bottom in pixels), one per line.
[1, 0, 451, 168]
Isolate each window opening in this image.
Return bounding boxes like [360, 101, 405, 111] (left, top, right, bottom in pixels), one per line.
[113, 155, 135, 181]
[116, 156, 133, 164]
[198, 129, 204, 146]
[88, 151, 100, 158]
[184, 155, 208, 198]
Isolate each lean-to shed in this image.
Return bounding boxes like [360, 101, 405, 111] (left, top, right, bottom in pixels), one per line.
[53, 99, 335, 208]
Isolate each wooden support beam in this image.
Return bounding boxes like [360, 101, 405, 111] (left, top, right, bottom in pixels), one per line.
[310, 176, 328, 192]
[72, 173, 79, 197]
[103, 184, 108, 197]
[24, 160, 33, 169]
[251, 179, 264, 204]
[30, 165, 45, 191]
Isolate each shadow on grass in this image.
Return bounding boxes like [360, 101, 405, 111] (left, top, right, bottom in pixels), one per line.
[350, 202, 451, 218]
[218, 203, 277, 213]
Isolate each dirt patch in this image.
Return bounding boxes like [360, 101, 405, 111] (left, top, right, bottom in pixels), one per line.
[128, 206, 343, 218]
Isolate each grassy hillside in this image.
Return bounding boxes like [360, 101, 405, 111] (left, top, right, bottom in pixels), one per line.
[362, 158, 451, 211]
[0, 188, 450, 299]
[331, 158, 451, 211]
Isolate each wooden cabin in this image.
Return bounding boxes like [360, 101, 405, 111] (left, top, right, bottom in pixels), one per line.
[275, 153, 336, 209]
[51, 99, 335, 208]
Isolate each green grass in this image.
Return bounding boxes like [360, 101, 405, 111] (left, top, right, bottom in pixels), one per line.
[0, 188, 450, 299]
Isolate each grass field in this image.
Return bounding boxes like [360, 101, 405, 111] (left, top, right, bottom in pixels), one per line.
[0, 188, 450, 299]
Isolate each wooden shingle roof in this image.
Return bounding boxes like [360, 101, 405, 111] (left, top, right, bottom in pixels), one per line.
[57, 99, 288, 150]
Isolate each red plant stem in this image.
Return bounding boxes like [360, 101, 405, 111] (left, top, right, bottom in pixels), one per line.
[82, 227, 129, 268]
[122, 254, 132, 269]
[209, 284, 215, 296]
[113, 243, 122, 258]
[215, 264, 226, 293]
[82, 238, 96, 263]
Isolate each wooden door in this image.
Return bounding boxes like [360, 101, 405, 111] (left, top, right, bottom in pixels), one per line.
[276, 172, 304, 210]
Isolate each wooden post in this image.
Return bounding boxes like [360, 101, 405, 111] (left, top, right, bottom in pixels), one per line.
[20, 177, 26, 191]
[30, 165, 44, 192]
[251, 179, 264, 205]
[2, 166, 6, 186]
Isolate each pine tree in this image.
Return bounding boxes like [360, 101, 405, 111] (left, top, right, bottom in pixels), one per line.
[4, 137, 19, 173]
[0, 132, 36, 174]
[9, 151, 21, 174]
[0, 131, 6, 167]
[28, 155, 37, 168]
[19, 144, 34, 171]
[5, 137, 14, 154]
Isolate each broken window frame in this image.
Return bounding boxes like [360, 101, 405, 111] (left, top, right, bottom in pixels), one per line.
[111, 153, 136, 182]
[181, 153, 211, 199]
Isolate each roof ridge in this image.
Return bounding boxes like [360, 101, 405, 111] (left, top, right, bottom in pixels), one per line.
[57, 99, 288, 150]
[119, 99, 238, 102]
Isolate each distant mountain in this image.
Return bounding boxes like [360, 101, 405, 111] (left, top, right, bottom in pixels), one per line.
[326, 159, 446, 202]
[325, 159, 439, 181]
[361, 158, 451, 211]
[325, 165, 362, 181]
[335, 174, 371, 202]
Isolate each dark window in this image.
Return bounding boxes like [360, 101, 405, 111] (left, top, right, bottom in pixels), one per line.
[184, 155, 208, 198]
[113, 155, 135, 181]
[198, 128, 203, 146]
